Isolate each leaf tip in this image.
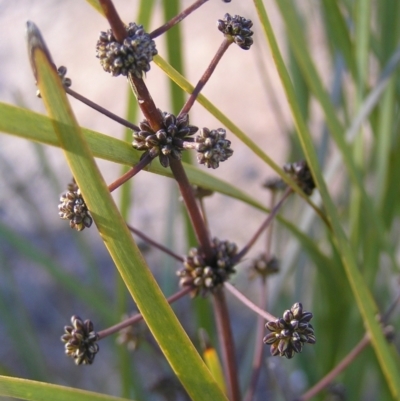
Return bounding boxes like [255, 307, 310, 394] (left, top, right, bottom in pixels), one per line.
[26, 21, 55, 81]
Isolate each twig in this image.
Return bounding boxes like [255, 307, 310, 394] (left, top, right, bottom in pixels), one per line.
[224, 282, 277, 321]
[97, 287, 192, 340]
[233, 187, 293, 263]
[150, 0, 210, 39]
[66, 88, 139, 131]
[179, 38, 232, 117]
[169, 157, 213, 260]
[108, 153, 154, 192]
[127, 223, 184, 262]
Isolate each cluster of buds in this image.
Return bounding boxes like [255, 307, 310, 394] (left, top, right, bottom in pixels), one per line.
[194, 128, 233, 169]
[248, 254, 280, 279]
[37, 65, 71, 98]
[132, 112, 198, 168]
[96, 22, 157, 78]
[217, 13, 254, 50]
[284, 160, 315, 196]
[61, 316, 99, 365]
[263, 302, 316, 359]
[58, 180, 92, 231]
[177, 238, 238, 297]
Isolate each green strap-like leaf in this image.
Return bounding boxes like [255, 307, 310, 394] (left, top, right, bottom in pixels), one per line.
[252, 2, 400, 398]
[0, 102, 265, 212]
[0, 375, 134, 401]
[27, 21, 227, 401]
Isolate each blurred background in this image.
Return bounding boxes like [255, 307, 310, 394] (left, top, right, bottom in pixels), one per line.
[1, 0, 399, 400]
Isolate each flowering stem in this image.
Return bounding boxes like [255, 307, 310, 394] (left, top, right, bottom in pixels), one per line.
[150, 0, 210, 39]
[179, 38, 232, 117]
[244, 278, 267, 401]
[297, 334, 370, 401]
[298, 295, 399, 400]
[98, 0, 127, 43]
[108, 153, 154, 192]
[224, 282, 277, 321]
[168, 157, 213, 260]
[98, 0, 163, 131]
[97, 287, 192, 340]
[65, 88, 139, 131]
[233, 187, 293, 263]
[128, 74, 164, 131]
[212, 288, 241, 401]
[127, 223, 184, 262]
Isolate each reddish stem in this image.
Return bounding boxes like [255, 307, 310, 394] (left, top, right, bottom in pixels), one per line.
[179, 38, 232, 117]
[150, 0, 210, 39]
[97, 287, 192, 340]
[212, 288, 241, 401]
[108, 153, 154, 192]
[233, 187, 293, 263]
[169, 157, 213, 260]
[98, 0, 127, 42]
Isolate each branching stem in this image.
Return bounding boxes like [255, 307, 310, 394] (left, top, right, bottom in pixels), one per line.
[150, 0, 210, 39]
[65, 88, 139, 131]
[233, 187, 293, 263]
[224, 282, 277, 321]
[108, 153, 154, 192]
[127, 223, 184, 262]
[212, 288, 241, 401]
[97, 287, 191, 340]
[169, 157, 213, 260]
[179, 38, 232, 117]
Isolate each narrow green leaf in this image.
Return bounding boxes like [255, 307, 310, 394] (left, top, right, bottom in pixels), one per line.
[0, 375, 134, 401]
[0, 102, 265, 213]
[252, 2, 400, 398]
[153, 55, 328, 224]
[27, 21, 227, 401]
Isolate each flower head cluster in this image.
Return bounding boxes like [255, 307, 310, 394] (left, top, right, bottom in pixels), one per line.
[61, 315, 99, 365]
[96, 22, 157, 78]
[263, 302, 316, 359]
[217, 13, 254, 50]
[248, 254, 280, 280]
[58, 181, 92, 231]
[132, 112, 198, 168]
[284, 160, 316, 195]
[177, 238, 238, 297]
[195, 128, 233, 169]
[262, 177, 287, 191]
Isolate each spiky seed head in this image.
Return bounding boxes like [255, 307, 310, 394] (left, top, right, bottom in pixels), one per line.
[96, 23, 157, 78]
[61, 315, 99, 365]
[217, 13, 254, 50]
[263, 302, 315, 359]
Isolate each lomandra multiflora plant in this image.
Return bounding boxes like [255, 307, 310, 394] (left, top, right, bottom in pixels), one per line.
[1, 0, 400, 400]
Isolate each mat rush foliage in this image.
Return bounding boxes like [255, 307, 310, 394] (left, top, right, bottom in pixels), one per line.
[1, 0, 400, 400]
